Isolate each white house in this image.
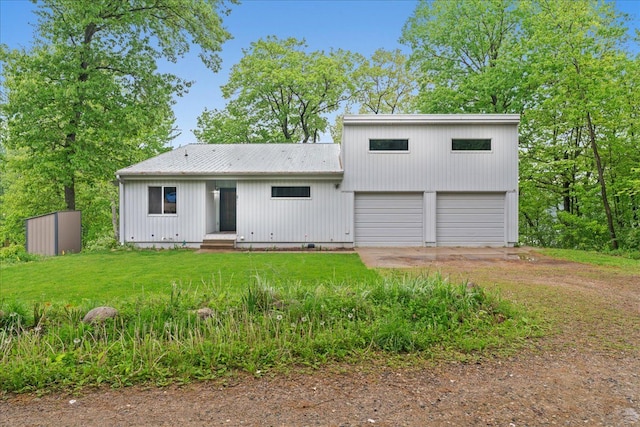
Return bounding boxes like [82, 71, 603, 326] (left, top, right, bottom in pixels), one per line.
[116, 114, 519, 248]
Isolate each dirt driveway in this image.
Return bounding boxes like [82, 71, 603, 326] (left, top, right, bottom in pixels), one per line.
[2, 249, 639, 426]
[355, 246, 535, 267]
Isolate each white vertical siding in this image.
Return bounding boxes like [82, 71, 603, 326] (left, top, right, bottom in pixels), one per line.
[205, 181, 217, 233]
[341, 124, 518, 193]
[121, 180, 206, 245]
[424, 191, 437, 246]
[505, 190, 518, 246]
[236, 180, 352, 245]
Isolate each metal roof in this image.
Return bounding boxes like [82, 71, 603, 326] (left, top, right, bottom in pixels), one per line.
[343, 114, 520, 125]
[116, 143, 343, 177]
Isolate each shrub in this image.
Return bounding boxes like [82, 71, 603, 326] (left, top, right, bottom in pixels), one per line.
[0, 244, 40, 264]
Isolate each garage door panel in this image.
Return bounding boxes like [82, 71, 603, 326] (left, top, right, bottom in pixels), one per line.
[357, 201, 422, 209]
[355, 193, 424, 247]
[356, 214, 423, 224]
[438, 228, 504, 237]
[438, 214, 503, 223]
[437, 193, 505, 247]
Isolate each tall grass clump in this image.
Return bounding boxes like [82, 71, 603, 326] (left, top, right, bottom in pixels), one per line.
[0, 274, 539, 394]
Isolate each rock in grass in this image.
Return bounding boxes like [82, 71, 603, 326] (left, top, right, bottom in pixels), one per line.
[82, 306, 118, 324]
[197, 307, 214, 320]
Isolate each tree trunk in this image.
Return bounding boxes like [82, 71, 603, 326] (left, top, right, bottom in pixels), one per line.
[64, 179, 76, 211]
[111, 197, 119, 241]
[586, 112, 618, 249]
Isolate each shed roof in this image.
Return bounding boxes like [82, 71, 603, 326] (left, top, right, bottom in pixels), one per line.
[116, 143, 342, 177]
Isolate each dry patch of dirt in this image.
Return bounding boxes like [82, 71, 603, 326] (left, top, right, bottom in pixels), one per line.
[2, 252, 639, 426]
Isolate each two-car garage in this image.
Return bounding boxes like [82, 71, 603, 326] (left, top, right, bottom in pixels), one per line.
[354, 192, 507, 247]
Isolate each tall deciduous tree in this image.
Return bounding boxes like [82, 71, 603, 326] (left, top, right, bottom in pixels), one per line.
[401, 0, 524, 114]
[402, 0, 639, 250]
[519, 0, 637, 250]
[353, 48, 417, 114]
[196, 36, 356, 143]
[1, 0, 233, 243]
[2, 0, 232, 210]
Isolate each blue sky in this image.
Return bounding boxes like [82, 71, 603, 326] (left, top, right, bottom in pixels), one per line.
[1, 0, 639, 146]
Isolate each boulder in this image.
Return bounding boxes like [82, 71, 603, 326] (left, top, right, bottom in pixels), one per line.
[196, 307, 214, 320]
[82, 306, 118, 324]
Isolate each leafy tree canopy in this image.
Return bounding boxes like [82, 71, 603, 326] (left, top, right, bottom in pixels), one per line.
[196, 36, 357, 143]
[352, 48, 417, 114]
[0, 0, 233, 244]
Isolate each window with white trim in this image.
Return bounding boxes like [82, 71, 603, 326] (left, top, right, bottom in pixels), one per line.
[149, 186, 177, 214]
[271, 186, 311, 198]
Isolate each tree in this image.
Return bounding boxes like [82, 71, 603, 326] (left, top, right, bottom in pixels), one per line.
[1, 0, 232, 210]
[519, 0, 638, 250]
[197, 36, 356, 143]
[352, 49, 417, 114]
[401, 0, 525, 114]
[194, 103, 282, 144]
[1, 0, 233, 243]
[402, 0, 640, 250]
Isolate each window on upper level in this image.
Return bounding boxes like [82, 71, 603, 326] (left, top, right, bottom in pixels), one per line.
[452, 139, 492, 151]
[369, 139, 409, 151]
[149, 186, 177, 214]
[271, 186, 311, 198]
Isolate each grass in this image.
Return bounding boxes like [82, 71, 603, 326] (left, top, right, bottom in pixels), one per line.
[0, 249, 538, 394]
[539, 248, 640, 274]
[0, 273, 536, 394]
[0, 250, 379, 303]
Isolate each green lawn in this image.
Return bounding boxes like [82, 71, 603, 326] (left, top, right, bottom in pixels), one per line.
[0, 250, 379, 303]
[0, 249, 541, 394]
[540, 248, 640, 274]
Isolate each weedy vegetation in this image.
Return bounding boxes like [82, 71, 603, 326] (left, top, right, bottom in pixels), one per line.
[0, 251, 539, 394]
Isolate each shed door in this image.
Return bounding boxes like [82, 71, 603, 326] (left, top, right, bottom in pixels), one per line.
[436, 193, 505, 247]
[354, 193, 424, 247]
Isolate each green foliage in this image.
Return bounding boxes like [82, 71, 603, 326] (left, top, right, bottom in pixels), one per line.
[0, 274, 535, 393]
[554, 211, 609, 251]
[196, 36, 356, 143]
[0, 0, 234, 244]
[0, 245, 41, 264]
[402, 0, 524, 114]
[403, 0, 640, 251]
[352, 48, 418, 114]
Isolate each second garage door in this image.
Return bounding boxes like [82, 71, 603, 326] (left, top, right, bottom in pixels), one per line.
[436, 192, 505, 247]
[354, 193, 424, 247]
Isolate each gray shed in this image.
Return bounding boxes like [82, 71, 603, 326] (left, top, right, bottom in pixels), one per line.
[25, 211, 82, 256]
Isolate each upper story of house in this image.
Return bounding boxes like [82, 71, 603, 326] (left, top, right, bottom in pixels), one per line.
[340, 114, 520, 193]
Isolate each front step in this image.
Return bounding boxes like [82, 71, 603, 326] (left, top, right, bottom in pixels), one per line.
[200, 235, 236, 250]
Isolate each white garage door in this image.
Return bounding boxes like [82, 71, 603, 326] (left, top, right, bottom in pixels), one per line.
[437, 193, 505, 247]
[355, 193, 424, 247]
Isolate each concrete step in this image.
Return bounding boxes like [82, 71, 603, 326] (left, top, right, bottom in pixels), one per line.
[200, 239, 236, 250]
